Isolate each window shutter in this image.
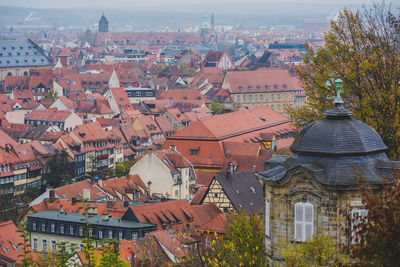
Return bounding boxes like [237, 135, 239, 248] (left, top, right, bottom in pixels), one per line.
[265, 201, 270, 237]
[304, 203, 313, 240]
[294, 203, 303, 241]
[295, 202, 314, 241]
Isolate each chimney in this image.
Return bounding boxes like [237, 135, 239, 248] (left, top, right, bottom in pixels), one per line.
[123, 201, 129, 208]
[71, 197, 77, 205]
[107, 200, 114, 208]
[49, 190, 55, 203]
[98, 178, 103, 188]
[82, 188, 90, 201]
[102, 213, 109, 221]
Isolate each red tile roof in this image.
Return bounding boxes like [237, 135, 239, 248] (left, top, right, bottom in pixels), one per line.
[224, 68, 301, 93]
[109, 87, 134, 112]
[26, 109, 72, 122]
[158, 89, 209, 103]
[0, 220, 24, 265]
[53, 179, 107, 201]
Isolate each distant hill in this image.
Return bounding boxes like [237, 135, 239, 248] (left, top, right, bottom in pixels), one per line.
[0, 3, 369, 31]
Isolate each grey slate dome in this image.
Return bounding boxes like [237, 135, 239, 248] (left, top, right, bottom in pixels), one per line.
[257, 99, 399, 187]
[290, 101, 387, 156]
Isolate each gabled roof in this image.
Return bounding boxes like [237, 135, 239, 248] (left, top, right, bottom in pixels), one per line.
[100, 175, 148, 202]
[53, 179, 107, 201]
[109, 87, 134, 111]
[214, 172, 264, 214]
[0, 220, 24, 265]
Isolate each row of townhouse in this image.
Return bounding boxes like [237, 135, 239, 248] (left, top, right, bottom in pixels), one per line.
[0, 130, 50, 197]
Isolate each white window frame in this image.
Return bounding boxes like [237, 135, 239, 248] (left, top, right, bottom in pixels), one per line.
[294, 202, 314, 242]
[132, 232, 138, 240]
[99, 229, 103, 239]
[42, 239, 47, 251]
[119, 231, 123, 240]
[51, 223, 55, 233]
[51, 240, 56, 251]
[70, 225, 74, 236]
[33, 238, 38, 251]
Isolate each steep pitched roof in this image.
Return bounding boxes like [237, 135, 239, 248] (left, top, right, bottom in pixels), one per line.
[214, 172, 264, 214]
[0, 220, 24, 265]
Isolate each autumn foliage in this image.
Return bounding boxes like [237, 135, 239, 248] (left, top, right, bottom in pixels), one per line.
[287, 2, 400, 159]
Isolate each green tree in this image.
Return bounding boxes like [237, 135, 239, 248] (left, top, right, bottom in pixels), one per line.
[287, 3, 400, 159]
[186, 213, 266, 266]
[279, 235, 350, 267]
[209, 101, 227, 114]
[115, 163, 127, 177]
[44, 89, 58, 99]
[96, 238, 128, 267]
[16, 222, 33, 267]
[43, 150, 73, 188]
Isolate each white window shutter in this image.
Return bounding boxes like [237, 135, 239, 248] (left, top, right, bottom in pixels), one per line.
[265, 201, 270, 237]
[294, 203, 303, 241]
[295, 202, 314, 241]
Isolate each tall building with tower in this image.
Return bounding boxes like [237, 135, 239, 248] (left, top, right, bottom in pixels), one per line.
[98, 13, 109, 33]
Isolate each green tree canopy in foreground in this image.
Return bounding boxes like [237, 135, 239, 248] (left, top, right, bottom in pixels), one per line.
[287, 2, 400, 159]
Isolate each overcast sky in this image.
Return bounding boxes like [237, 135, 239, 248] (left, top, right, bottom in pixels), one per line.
[0, 0, 381, 9]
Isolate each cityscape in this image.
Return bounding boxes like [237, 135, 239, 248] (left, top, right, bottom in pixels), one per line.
[0, 0, 399, 266]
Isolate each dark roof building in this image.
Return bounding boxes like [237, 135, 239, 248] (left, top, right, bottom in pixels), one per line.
[99, 13, 109, 33]
[256, 93, 400, 263]
[257, 99, 397, 187]
[201, 172, 264, 214]
[0, 39, 53, 81]
[27, 211, 156, 251]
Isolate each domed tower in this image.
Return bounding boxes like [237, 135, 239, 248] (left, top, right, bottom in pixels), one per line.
[99, 12, 109, 33]
[200, 13, 211, 37]
[257, 82, 399, 263]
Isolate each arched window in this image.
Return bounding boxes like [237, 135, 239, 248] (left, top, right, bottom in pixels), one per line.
[7, 72, 12, 76]
[23, 71, 28, 76]
[294, 202, 314, 241]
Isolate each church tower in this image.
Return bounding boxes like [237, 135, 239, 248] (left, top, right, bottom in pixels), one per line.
[200, 13, 211, 37]
[98, 12, 109, 33]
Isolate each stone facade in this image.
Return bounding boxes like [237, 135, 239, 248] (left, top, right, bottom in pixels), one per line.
[264, 167, 365, 261]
